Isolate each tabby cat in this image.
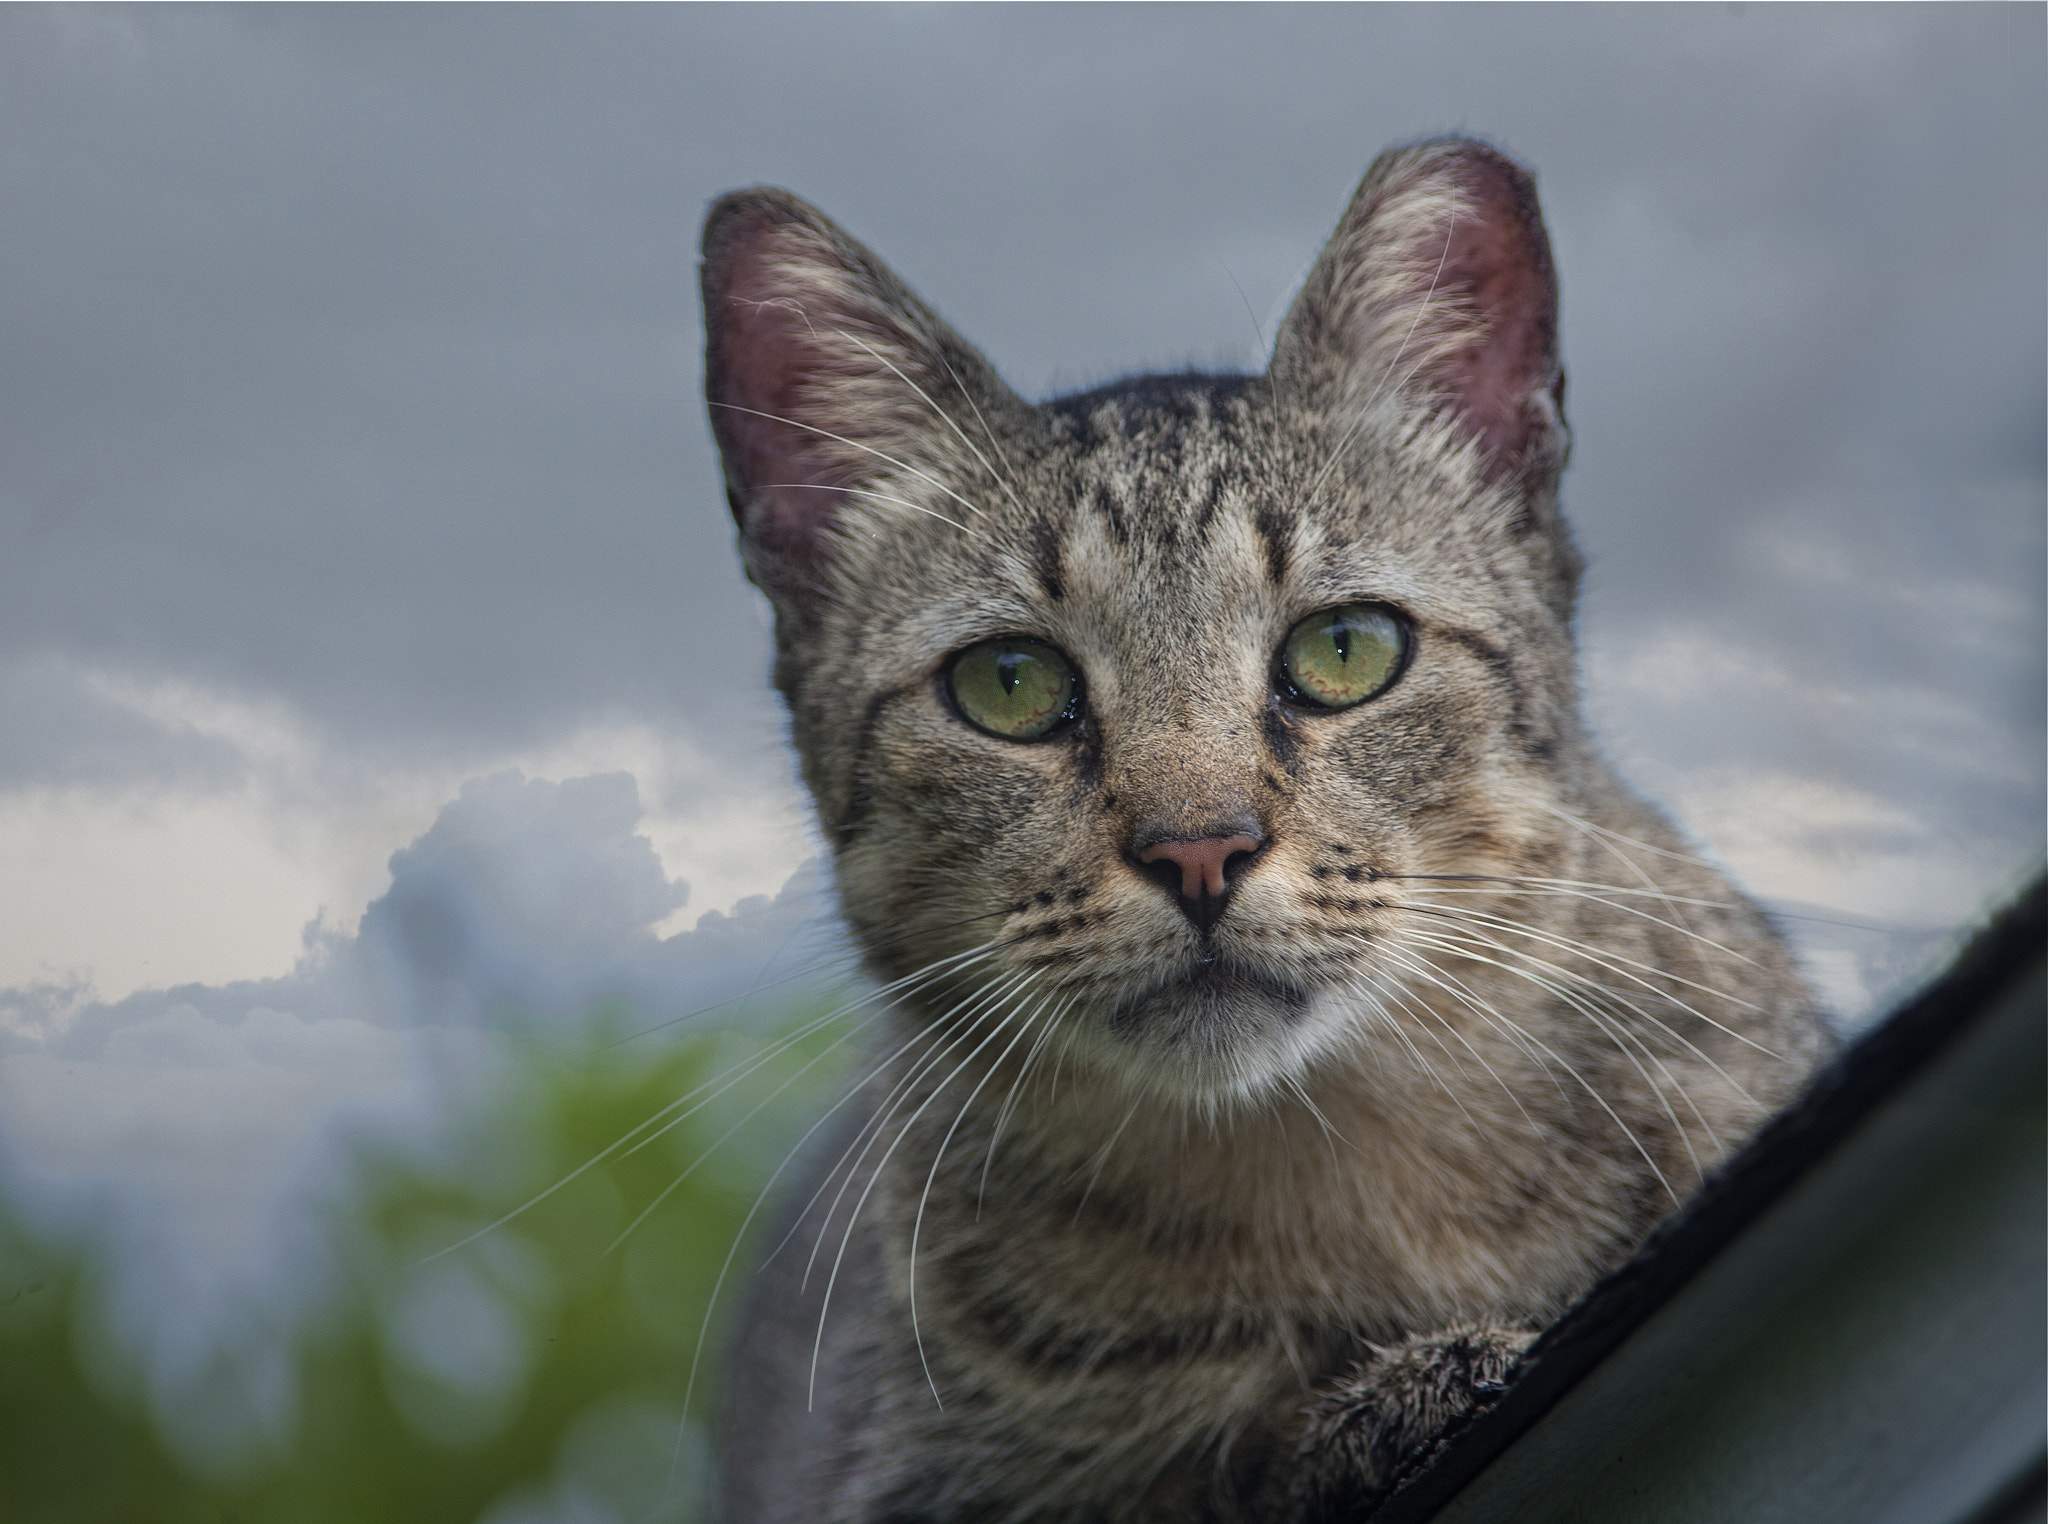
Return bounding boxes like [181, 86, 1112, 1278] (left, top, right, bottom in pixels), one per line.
[701, 137, 1826, 1523]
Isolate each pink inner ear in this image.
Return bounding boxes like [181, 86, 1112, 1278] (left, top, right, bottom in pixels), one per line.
[708, 218, 848, 569]
[1426, 158, 1560, 472]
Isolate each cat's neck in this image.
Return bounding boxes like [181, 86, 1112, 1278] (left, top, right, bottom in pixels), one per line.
[875, 1004, 1620, 1334]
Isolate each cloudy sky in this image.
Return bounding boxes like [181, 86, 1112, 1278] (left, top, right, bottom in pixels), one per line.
[1, 4, 2042, 1302]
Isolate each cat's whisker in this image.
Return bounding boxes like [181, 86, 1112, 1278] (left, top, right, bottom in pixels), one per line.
[1402, 900, 1755, 1007]
[639, 944, 1016, 1290]
[762, 1006, 977, 1278]
[908, 979, 1054, 1405]
[1352, 974, 1490, 1123]
[1377, 872, 1739, 910]
[1070, 1097, 1142, 1226]
[675, 956, 1021, 1428]
[1399, 925, 1711, 1183]
[977, 992, 1081, 1218]
[643, 945, 1042, 1442]
[591, 904, 1017, 1052]
[1357, 941, 1551, 1126]
[1403, 902, 1788, 1062]
[830, 327, 1029, 518]
[1545, 807, 1726, 987]
[662, 931, 1030, 1124]
[1344, 960, 1531, 1129]
[1401, 920, 1762, 1114]
[708, 399, 994, 527]
[1376, 934, 1646, 1163]
[661, 956, 1036, 1364]
[418, 943, 1009, 1266]
[791, 1004, 1002, 1399]
[803, 970, 1043, 1248]
[1369, 934, 1562, 1079]
[1396, 880, 1760, 965]
[801, 969, 1033, 1291]
[604, 1007, 895, 1260]
[612, 1005, 882, 1170]
[1402, 897, 1759, 1015]
[931, 349, 1032, 515]
[1389, 935, 1683, 1206]
[1278, 1070, 1347, 1168]
[1538, 802, 1723, 873]
[1404, 922, 1699, 1059]
[1403, 914, 1780, 1117]
[1549, 812, 1739, 988]
[812, 978, 1045, 1408]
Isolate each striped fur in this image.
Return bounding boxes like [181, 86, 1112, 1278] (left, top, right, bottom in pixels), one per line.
[704, 138, 1827, 1523]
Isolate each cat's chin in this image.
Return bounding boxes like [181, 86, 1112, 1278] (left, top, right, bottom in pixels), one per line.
[1090, 963, 1329, 1101]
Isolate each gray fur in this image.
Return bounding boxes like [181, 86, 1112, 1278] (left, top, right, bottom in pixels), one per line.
[702, 138, 1828, 1522]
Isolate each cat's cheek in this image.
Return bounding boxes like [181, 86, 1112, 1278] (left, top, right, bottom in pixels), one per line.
[839, 719, 1119, 942]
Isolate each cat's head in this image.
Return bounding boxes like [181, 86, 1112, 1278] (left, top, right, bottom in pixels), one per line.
[701, 139, 1592, 1103]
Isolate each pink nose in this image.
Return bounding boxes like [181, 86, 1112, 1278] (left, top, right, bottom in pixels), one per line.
[1136, 834, 1264, 903]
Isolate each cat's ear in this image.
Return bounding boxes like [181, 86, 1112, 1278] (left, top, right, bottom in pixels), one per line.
[701, 190, 1016, 617]
[1270, 138, 1568, 493]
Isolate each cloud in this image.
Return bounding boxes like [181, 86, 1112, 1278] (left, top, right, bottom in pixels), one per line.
[353, 769, 835, 1031]
[0, 769, 841, 1272]
[0, 656, 818, 999]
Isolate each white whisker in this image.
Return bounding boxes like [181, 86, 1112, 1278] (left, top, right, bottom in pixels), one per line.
[1370, 933, 1679, 1206]
[709, 400, 993, 526]
[809, 975, 1039, 1408]
[1401, 920, 1761, 1113]
[1400, 925, 1711, 1183]
[908, 979, 1052, 1405]
[831, 327, 1027, 518]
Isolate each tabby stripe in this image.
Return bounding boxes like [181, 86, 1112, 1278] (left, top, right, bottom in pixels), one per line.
[1434, 623, 1544, 754]
[1029, 517, 1066, 603]
[1252, 502, 1292, 585]
[956, 1287, 1320, 1374]
[836, 680, 917, 845]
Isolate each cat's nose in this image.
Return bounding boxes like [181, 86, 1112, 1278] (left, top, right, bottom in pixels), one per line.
[1134, 830, 1265, 934]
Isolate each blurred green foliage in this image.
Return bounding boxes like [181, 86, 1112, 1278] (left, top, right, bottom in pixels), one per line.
[0, 1001, 851, 1524]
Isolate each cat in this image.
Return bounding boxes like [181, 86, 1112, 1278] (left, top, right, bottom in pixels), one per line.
[700, 137, 1828, 1523]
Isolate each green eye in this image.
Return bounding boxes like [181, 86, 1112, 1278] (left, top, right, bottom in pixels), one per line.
[1280, 602, 1407, 709]
[947, 638, 1078, 740]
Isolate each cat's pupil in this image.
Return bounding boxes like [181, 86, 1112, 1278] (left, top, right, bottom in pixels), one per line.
[1332, 626, 1352, 664]
[999, 656, 1020, 696]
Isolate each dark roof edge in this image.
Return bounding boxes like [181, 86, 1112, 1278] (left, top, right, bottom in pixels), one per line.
[1365, 872, 2048, 1523]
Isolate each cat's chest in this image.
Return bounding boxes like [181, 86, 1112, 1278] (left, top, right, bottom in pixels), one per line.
[881, 1090, 1621, 1360]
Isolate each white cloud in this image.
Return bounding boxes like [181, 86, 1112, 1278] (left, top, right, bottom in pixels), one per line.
[1658, 767, 1976, 922]
[0, 784, 333, 998]
[0, 765, 840, 1279]
[1582, 588, 2040, 1025]
[0, 658, 818, 1001]
[1587, 606, 2039, 927]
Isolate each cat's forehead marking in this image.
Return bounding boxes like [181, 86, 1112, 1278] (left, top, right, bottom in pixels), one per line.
[1027, 516, 1065, 605]
[1033, 389, 1438, 629]
[1251, 502, 1291, 587]
[1042, 380, 1268, 581]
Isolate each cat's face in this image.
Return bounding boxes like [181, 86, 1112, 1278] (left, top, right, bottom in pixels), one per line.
[703, 141, 1591, 1103]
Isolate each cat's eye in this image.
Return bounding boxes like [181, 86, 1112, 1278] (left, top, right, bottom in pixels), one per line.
[946, 638, 1078, 740]
[1279, 602, 1407, 710]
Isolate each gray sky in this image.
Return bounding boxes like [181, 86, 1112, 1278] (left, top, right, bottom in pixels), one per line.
[0, 3, 2041, 1299]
